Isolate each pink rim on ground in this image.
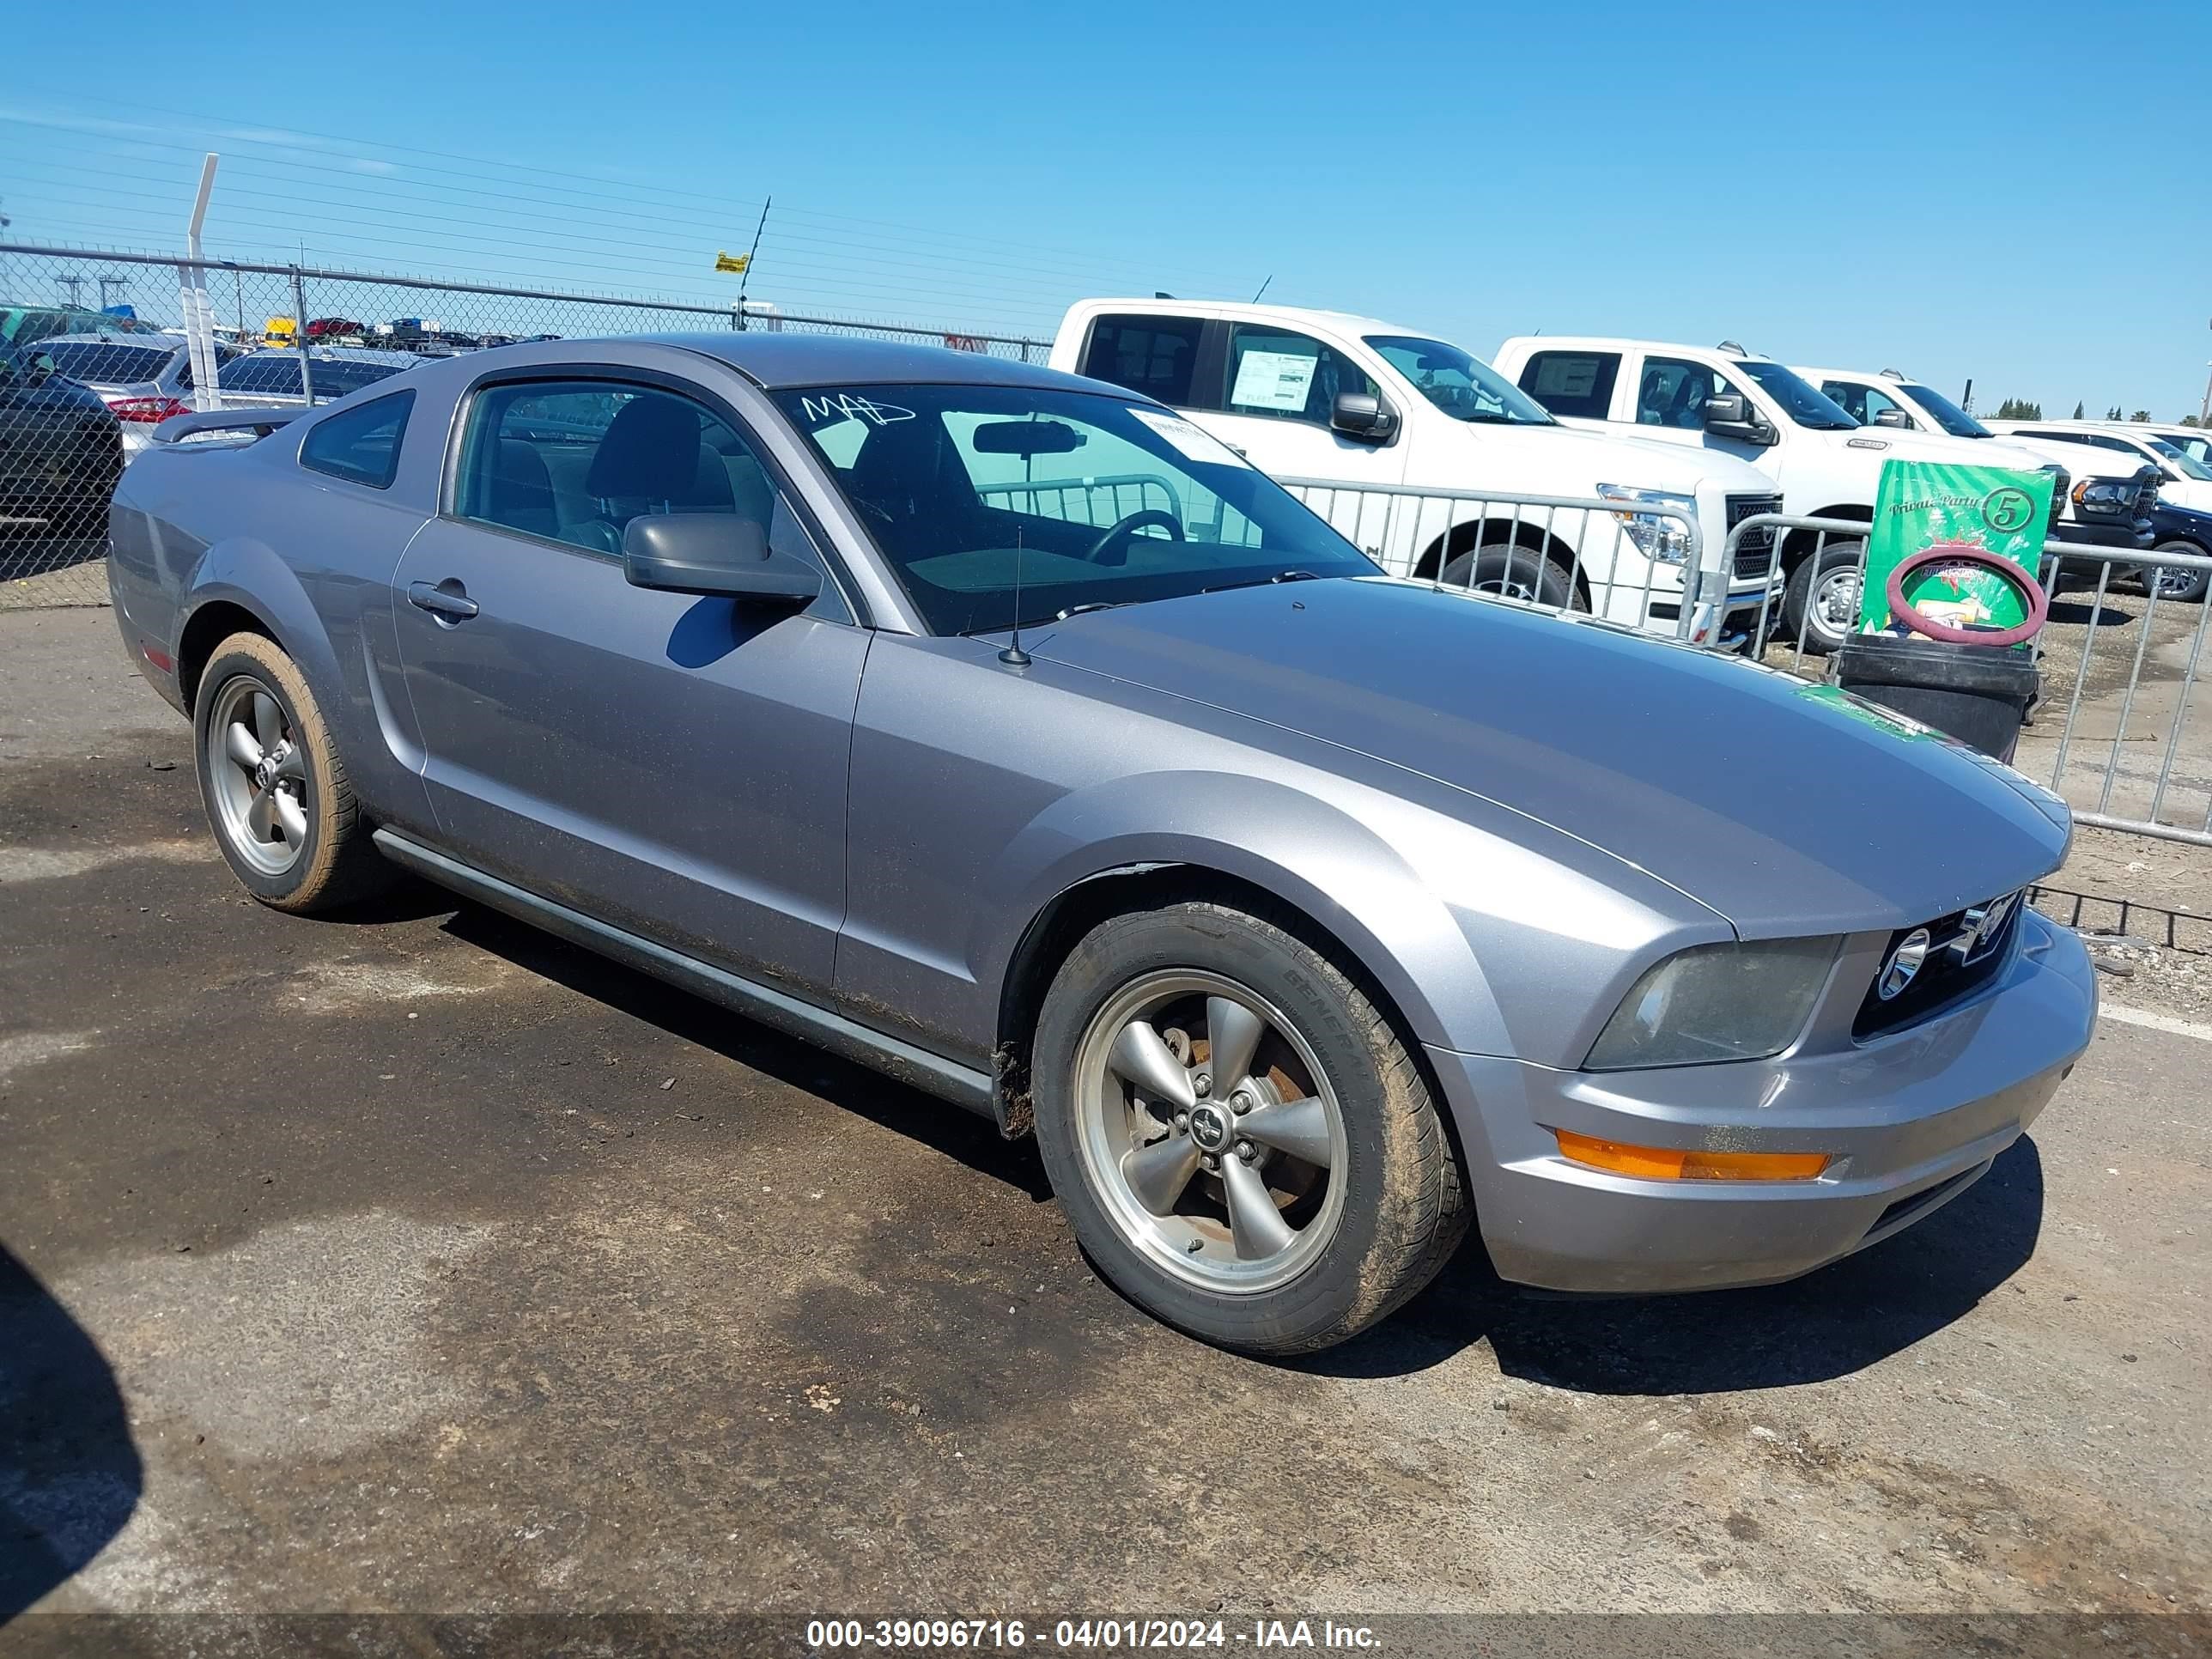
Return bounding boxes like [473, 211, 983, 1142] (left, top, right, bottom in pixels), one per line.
[1884, 545, 2049, 647]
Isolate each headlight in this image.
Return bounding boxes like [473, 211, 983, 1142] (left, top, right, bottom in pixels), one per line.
[1595, 484, 1698, 565]
[1585, 937, 1841, 1071]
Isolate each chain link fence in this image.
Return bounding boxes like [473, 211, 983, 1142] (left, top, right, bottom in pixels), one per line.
[2, 242, 1045, 608]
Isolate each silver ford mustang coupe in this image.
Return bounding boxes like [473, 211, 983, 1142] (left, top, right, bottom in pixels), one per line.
[106, 335, 2095, 1355]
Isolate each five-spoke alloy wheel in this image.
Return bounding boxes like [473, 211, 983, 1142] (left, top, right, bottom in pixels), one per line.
[1033, 899, 1468, 1355]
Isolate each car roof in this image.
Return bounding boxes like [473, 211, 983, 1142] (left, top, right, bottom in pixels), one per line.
[40, 331, 184, 349]
[644, 331, 1109, 393]
[236, 345, 424, 365]
[1499, 336, 1781, 361]
[1064, 298, 1432, 338]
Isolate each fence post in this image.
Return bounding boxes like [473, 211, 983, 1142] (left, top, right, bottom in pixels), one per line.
[291, 267, 313, 406]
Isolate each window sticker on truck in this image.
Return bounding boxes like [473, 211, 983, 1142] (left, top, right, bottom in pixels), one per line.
[1229, 349, 1318, 414]
[1127, 407, 1249, 468]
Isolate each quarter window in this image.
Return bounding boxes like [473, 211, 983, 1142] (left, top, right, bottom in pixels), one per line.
[1518, 350, 1620, 420]
[1221, 324, 1376, 425]
[300, 390, 413, 490]
[1078, 314, 1205, 407]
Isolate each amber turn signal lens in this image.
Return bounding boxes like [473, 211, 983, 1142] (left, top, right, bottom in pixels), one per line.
[1554, 1130, 1830, 1182]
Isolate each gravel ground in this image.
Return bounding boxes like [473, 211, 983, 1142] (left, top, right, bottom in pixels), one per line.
[2, 610, 2207, 1659]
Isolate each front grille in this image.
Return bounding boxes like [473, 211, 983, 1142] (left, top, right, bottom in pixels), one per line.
[1727, 493, 1784, 579]
[1854, 890, 2023, 1040]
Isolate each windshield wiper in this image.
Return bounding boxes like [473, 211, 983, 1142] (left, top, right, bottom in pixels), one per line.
[1057, 600, 1126, 618]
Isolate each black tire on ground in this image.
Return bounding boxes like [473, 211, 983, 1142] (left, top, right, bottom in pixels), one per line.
[2144, 542, 2210, 605]
[1030, 900, 1468, 1356]
[191, 631, 393, 913]
[1782, 539, 1867, 656]
[1437, 542, 1575, 610]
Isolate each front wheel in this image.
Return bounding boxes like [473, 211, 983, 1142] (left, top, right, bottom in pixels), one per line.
[2145, 543, 2210, 605]
[1437, 543, 1574, 610]
[1031, 901, 1468, 1355]
[1783, 539, 1866, 655]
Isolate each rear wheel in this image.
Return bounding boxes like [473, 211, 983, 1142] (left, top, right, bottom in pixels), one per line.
[1031, 901, 1468, 1355]
[1783, 539, 1866, 655]
[192, 632, 392, 912]
[1437, 542, 1574, 610]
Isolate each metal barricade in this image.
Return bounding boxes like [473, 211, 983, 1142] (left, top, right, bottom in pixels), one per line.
[1273, 477, 1765, 644]
[1720, 514, 2212, 848]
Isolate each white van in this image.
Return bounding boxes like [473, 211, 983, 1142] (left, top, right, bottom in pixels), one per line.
[1490, 337, 2069, 653]
[1048, 301, 1784, 646]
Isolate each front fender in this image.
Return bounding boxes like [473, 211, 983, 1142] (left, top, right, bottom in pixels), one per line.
[972, 771, 1510, 1058]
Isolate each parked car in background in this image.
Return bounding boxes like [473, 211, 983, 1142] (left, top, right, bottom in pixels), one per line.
[262, 317, 299, 349]
[1050, 301, 1784, 647]
[37, 331, 242, 458]
[1, 302, 172, 348]
[1987, 419, 2212, 516]
[0, 339, 124, 544]
[1492, 337, 2069, 653]
[212, 347, 422, 410]
[303, 317, 369, 343]
[1791, 365, 2172, 589]
[106, 333, 2095, 1355]
[2124, 424, 2211, 470]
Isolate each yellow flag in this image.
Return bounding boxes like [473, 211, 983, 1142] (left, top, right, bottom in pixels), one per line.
[714, 251, 750, 273]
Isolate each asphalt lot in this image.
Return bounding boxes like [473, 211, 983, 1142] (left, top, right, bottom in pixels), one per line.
[2, 608, 2209, 1649]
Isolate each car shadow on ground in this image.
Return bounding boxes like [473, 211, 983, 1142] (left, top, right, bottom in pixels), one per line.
[419, 886, 2040, 1396]
[1307, 1137, 2045, 1393]
[437, 901, 1056, 1201]
[2045, 596, 2139, 628]
[0, 1243, 141, 1621]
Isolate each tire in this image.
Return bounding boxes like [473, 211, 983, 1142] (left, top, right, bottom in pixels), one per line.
[1030, 900, 1468, 1356]
[1782, 539, 1866, 656]
[191, 631, 392, 912]
[2144, 543, 2209, 605]
[1437, 542, 1574, 610]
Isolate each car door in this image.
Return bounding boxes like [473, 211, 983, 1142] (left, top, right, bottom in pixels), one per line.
[391, 366, 868, 997]
[1624, 352, 1774, 466]
[1194, 321, 1407, 493]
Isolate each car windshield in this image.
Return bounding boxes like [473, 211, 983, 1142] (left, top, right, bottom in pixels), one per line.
[2148, 438, 2212, 482]
[1364, 336, 1553, 425]
[39, 341, 173, 385]
[1899, 383, 1990, 439]
[1733, 360, 1858, 429]
[772, 383, 1377, 635]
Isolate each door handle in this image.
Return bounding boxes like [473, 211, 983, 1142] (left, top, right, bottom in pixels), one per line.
[407, 580, 479, 622]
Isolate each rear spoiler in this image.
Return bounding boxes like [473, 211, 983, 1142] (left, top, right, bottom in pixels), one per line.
[151, 406, 307, 444]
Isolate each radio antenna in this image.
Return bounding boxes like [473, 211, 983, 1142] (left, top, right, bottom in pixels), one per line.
[999, 526, 1031, 667]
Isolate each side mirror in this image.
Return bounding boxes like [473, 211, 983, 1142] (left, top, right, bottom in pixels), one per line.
[1330, 390, 1397, 444]
[1703, 393, 1778, 446]
[623, 514, 821, 605]
[1873, 407, 1910, 428]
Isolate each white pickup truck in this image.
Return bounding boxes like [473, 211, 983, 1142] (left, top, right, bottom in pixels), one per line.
[1048, 301, 1784, 645]
[1490, 337, 2069, 653]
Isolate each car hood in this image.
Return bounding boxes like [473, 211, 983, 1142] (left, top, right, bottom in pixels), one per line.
[1812, 426, 2015, 468]
[1030, 578, 2068, 936]
[1448, 418, 1778, 495]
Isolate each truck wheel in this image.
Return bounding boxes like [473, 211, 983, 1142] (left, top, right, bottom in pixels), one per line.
[1030, 901, 1468, 1356]
[1437, 543, 1573, 610]
[1783, 540, 1866, 655]
[192, 632, 392, 912]
[2146, 544, 2209, 605]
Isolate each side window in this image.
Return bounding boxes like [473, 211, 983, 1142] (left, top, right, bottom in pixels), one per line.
[1079, 314, 1205, 407]
[1821, 380, 1869, 424]
[454, 379, 788, 561]
[300, 390, 414, 489]
[1221, 324, 1376, 425]
[1860, 386, 1910, 427]
[1636, 356, 1729, 429]
[219, 356, 302, 396]
[1519, 350, 1620, 420]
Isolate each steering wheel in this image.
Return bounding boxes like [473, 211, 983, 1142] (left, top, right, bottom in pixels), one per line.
[1084, 508, 1184, 566]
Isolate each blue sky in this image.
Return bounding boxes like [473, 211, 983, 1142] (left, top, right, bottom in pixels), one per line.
[4, 1, 2207, 417]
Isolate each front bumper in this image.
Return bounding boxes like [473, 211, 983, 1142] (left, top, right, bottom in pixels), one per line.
[1425, 910, 2096, 1293]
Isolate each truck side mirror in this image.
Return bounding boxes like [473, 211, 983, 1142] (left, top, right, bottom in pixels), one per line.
[1330, 390, 1396, 444]
[1873, 407, 1910, 428]
[1704, 393, 1777, 447]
